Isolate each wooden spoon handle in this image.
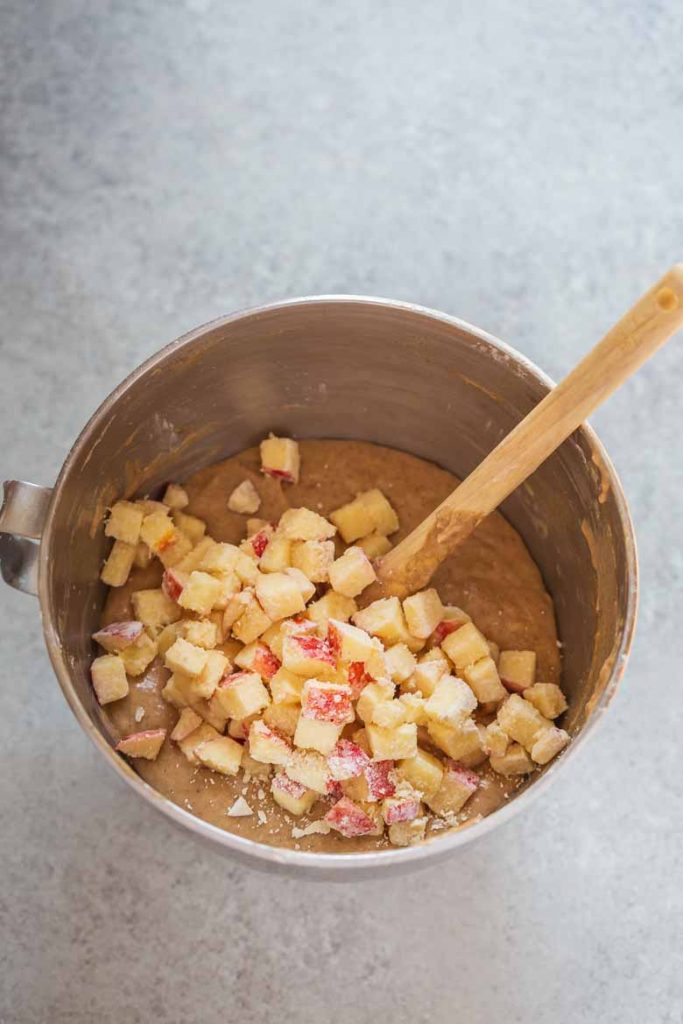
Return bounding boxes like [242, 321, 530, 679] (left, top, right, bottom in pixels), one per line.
[375, 265, 683, 597]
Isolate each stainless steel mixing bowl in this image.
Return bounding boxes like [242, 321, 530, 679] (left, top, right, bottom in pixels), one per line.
[0, 296, 637, 879]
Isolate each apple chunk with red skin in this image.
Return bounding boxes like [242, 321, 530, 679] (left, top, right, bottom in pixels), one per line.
[281, 633, 337, 677]
[92, 620, 144, 653]
[260, 435, 300, 484]
[327, 739, 370, 781]
[271, 772, 316, 815]
[427, 760, 479, 816]
[325, 797, 382, 838]
[115, 729, 166, 760]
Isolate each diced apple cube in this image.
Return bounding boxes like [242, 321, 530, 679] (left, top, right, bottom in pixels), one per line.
[173, 510, 207, 547]
[105, 500, 144, 546]
[161, 671, 193, 709]
[231, 593, 273, 645]
[170, 707, 203, 742]
[427, 760, 479, 816]
[328, 546, 377, 598]
[341, 661, 372, 699]
[343, 759, 396, 803]
[119, 632, 158, 676]
[384, 643, 417, 683]
[270, 667, 304, 704]
[489, 742, 535, 776]
[306, 591, 357, 630]
[131, 588, 182, 633]
[356, 533, 392, 559]
[178, 722, 223, 764]
[497, 694, 551, 750]
[327, 740, 370, 781]
[263, 702, 300, 738]
[483, 721, 510, 758]
[366, 722, 417, 761]
[228, 478, 261, 514]
[290, 539, 335, 583]
[424, 676, 477, 725]
[162, 483, 189, 509]
[300, 679, 354, 725]
[133, 541, 153, 569]
[293, 715, 342, 756]
[408, 658, 447, 698]
[91, 654, 129, 704]
[115, 729, 166, 760]
[222, 590, 252, 631]
[199, 542, 241, 575]
[211, 671, 270, 719]
[372, 700, 409, 729]
[382, 786, 422, 825]
[325, 796, 381, 837]
[356, 680, 395, 724]
[100, 540, 136, 587]
[278, 507, 336, 541]
[255, 572, 306, 621]
[271, 772, 317, 815]
[353, 597, 416, 649]
[282, 633, 336, 676]
[260, 434, 300, 484]
[140, 511, 177, 553]
[427, 718, 486, 766]
[524, 683, 568, 719]
[430, 606, 472, 646]
[259, 536, 292, 573]
[530, 726, 570, 765]
[158, 531, 194, 569]
[165, 637, 209, 677]
[234, 641, 281, 680]
[92, 620, 144, 653]
[210, 573, 241, 611]
[498, 650, 537, 693]
[420, 648, 451, 671]
[403, 588, 444, 640]
[398, 693, 428, 725]
[330, 489, 399, 543]
[327, 619, 376, 664]
[234, 550, 260, 585]
[249, 720, 293, 765]
[285, 750, 331, 794]
[248, 526, 273, 560]
[388, 816, 428, 847]
[161, 568, 188, 603]
[260, 622, 286, 660]
[177, 571, 222, 616]
[190, 649, 228, 700]
[195, 735, 244, 775]
[441, 622, 490, 673]
[462, 656, 507, 704]
[180, 619, 218, 650]
[281, 568, 314, 604]
[397, 747, 444, 799]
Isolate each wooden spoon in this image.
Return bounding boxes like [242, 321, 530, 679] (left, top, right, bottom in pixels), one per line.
[372, 264, 683, 599]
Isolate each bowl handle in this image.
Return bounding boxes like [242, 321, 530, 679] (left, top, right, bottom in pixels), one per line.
[0, 481, 52, 596]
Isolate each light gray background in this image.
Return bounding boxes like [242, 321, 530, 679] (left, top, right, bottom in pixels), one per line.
[1, 2, 682, 1022]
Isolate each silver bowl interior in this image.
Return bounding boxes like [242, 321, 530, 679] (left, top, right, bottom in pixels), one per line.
[39, 297, 637, 876]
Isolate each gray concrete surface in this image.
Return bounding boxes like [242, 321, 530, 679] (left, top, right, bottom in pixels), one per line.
[1, 2, 682, 1021]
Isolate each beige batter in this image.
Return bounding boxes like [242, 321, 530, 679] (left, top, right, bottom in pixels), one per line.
[102, 440, 560, 852]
